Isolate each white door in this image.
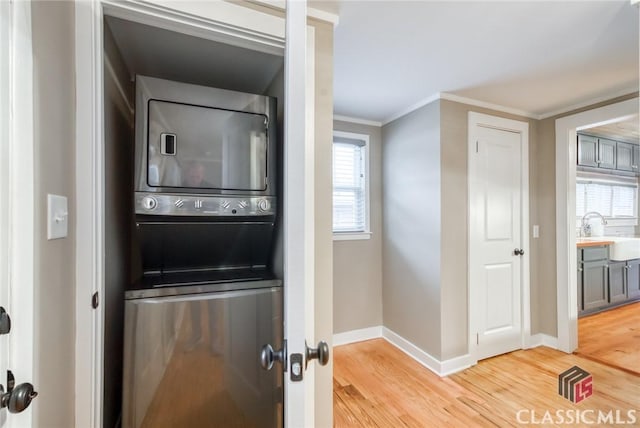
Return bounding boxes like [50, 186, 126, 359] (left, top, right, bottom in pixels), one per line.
[0, 1, 36, 427]
[469, 113, 528, 361]
[0, 2, 10, 425]
[283, 1, 317, 426]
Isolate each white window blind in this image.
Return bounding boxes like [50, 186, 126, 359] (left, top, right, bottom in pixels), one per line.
[576, 175, 637, 219]
[333, 136, 367, 233]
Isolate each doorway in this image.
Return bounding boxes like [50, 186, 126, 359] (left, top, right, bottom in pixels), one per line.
[555, 96, 639, 354]
[468, 112, 530, 362]
[75, 2, 322, 427]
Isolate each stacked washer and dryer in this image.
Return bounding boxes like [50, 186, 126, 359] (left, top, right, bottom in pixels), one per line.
[122, 76, 283, 428]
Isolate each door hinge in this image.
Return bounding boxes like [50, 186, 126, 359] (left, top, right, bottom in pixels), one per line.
[91, 292, 99, 309]
[476, 140, 479, 153]
[476, 333, 479, 345]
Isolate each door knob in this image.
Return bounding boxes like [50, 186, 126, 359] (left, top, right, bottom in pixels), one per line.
[513, 248, 525, 256]
[0, 307, 10, 335]
[0, 370, 37, 413]
[305, 341, 329, 368]
[260, 343, 286, 371]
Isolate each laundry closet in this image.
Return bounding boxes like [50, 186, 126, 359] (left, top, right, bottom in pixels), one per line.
[101, 11, 286, 428]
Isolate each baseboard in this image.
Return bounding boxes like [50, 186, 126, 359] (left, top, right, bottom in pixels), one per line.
[381, 327, 472, 377]
[528, 333, 559, 349]
[333, 325, 382, 346]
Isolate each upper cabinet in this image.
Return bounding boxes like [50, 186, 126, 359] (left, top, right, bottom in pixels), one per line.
[577, 133, 640, 175]
[616, 141, 634, 171]
[598, 138, 617, 169]
[577, 134, 598, 167]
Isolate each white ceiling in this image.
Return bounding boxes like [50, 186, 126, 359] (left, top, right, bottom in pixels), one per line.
[331, 1, 639, 123]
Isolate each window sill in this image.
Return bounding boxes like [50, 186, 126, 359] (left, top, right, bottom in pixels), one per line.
[333, 232, 372, 241]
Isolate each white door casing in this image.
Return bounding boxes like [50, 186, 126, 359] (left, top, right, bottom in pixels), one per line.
[0, 1, 36, 427]
[555, 97, 639, 353]
[468, 112, 530, 363]
[75, 1, 318, 426]
[0, 3, 10, 424]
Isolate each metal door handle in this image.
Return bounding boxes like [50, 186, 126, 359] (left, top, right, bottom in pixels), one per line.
[305, 341, 329, 368]
[513, 248, 525, 256]
[0, 307, 10, 335]
[0, 371, 37, 414]
[260, 343, 286, 371]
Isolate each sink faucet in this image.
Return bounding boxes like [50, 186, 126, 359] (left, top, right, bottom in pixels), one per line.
[581, 211, 607, 237]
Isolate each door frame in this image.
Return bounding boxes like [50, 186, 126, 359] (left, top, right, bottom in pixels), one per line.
[468, 112, 531, 364]
[0, 1, 35, 427]
[74, 1, 315, 426]
[555, 97, 638, 353]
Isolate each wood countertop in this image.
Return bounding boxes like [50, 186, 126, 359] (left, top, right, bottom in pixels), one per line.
[576, 238, 615, 248]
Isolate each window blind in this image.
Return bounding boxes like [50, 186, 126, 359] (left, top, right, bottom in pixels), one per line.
[576, 176, 637, 218]
[333, 141, 366, 232]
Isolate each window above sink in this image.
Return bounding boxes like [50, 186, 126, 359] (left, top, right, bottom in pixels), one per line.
[576, 171, 638, 227]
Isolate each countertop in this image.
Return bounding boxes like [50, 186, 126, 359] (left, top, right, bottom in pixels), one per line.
[576, 238, 615, 248]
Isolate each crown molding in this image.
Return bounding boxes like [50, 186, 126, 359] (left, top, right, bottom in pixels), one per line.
[538, 86, 639, 120]
[440, 93, 538, 119]
[378, 87, 639, 126]
[382, 93, 441, 125]
[333, 114, 382, 127]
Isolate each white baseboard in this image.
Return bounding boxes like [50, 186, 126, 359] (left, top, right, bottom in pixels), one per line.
[528, 333, 559, 349]
[381, 327, 472, 377]
[333, 325, 382, 346]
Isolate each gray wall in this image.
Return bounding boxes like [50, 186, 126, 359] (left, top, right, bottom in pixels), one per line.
[382, 101, 442, 359]
[32, 2, 75, 426]
[439, 100, 539, 359]
[381, 99, 540, 361]
[103, 21, 135, 428]
[333, 120, 383, 334]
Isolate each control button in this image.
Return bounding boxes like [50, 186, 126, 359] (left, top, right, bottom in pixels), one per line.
[238, 200, 248, 209]
[194, 200, 203, 209]
[221, 200, 230, 210]
[141, 196, 157, 211]
[174, 199, 184, 208]
[258, 199, 271, 212]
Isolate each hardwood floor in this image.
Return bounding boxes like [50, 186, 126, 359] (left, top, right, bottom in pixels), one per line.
[334, 339, 640, 427]
[577, 301, 640, 375]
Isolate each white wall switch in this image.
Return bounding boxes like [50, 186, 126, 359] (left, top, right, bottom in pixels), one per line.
[47, 194, 68, 240]
[533, 225, 540, 238]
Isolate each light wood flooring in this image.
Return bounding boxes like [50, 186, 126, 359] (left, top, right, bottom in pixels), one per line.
[334, 339, 640, 427]
[577, 301, 640, 375]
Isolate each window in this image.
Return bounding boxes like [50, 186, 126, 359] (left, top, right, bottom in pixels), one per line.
[332, 131, 370, 239]
[576, 173, 638, 224]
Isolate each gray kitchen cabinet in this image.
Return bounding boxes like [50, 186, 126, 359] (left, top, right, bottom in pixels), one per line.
[577, 135, 598, 167]
[608, 261, 627, 303]
[597, 138, 617, 169]
[627, 259, 640, 300]
[582, 260, 609, 311]
[578, 246, 640, 317]
[616, 141, 634, 172]
[577, 134, 639, 174]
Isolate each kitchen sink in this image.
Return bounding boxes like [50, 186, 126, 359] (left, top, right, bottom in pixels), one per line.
[582, 236, 640, 261]
[608, 238, 640, 261]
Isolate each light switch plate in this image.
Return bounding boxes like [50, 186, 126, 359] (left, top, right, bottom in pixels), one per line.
[47, 194, 68, 240]
[533, 225, 540, 238]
